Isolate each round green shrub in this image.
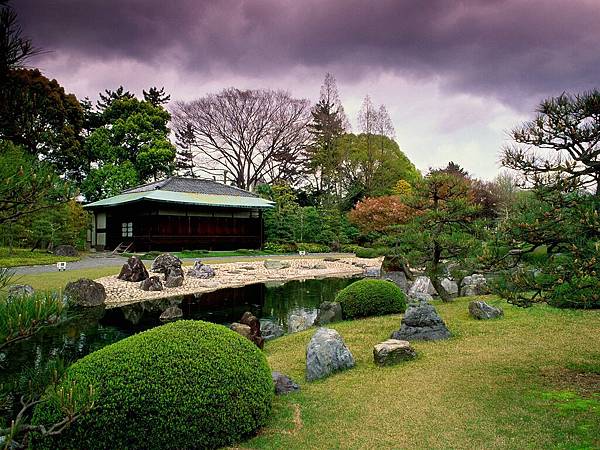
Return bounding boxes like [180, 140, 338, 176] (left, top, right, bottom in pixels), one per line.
[32, 320, 273, 449]
[335, 279, 406, 319]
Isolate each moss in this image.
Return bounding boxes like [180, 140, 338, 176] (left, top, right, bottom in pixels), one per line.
[32, 320, 273, 450]
[335, 279, 406, 319]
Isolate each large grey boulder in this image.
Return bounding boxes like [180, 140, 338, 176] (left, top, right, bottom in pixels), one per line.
[409, 292, 434, 304]
[53, 244, 78, 257]
[441, 278, 459, 296]
[288, 311, 315, 333]
[408, 276, 437, 297]
[306, 327, 355, 381]
[7, 284, 34, 298]
[460, 274, 489, 296]
[140, 276, 163, 291]
[468, 301, 503, 320]
[264, 260, 291, 270]
[383, 271, 408, 292]
[373, 339, 417, 366]
[391, 302, 451, 341]
[118, 256, 149, 282]
[159, 305, 183, 321]
[261, 320, 285, 340]
[151, 253, 184, 284]
[64, 278, 106, 307]
[272, 371, 300, 395]
[314, 301, 342, 326]
[187, 260, 216, 279]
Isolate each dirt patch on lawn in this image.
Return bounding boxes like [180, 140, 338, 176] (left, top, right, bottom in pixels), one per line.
[540, 366, 600, 396]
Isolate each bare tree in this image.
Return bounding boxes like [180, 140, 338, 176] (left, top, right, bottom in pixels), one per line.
[171, 88, 312, 190]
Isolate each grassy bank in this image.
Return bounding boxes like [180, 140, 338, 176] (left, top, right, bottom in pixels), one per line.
[250, 297, 600, 449]
[0, 247, 80, 268]
[14, 267, 121, 291]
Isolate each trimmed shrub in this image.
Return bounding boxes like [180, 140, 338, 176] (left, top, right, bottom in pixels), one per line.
[32, 320, 273, 450]
[296, 242, 331, 253]
[335, 279, 406, 319]
[354, 246, 390, 258]
[340, 244, 361, 254]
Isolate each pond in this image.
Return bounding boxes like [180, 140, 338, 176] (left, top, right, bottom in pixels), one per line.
[0, 276, 359, 421]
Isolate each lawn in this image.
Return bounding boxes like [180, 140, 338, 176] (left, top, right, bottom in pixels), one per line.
[0, 247, 80, 268]
[13, 266, 122, 291]
[249, 297, 600, 449]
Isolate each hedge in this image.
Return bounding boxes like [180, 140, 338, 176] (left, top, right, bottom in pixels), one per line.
[335, 279, 406, 319]
[32, 320, 273, 449]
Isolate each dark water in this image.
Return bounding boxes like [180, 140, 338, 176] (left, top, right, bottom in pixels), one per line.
[0, 277, 358, 420]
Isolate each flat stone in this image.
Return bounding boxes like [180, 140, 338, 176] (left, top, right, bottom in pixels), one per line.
[469, 301, 503, 320]
[323, 257, 340, 262]
[272, 371, 300, 395]
[391, 302, 451, 341]
[264, 260, 291, 270]
[306, 328, 355, 381]
[373, 339, 416, 366]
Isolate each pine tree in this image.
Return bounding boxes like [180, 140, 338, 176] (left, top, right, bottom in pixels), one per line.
[143, 86, 171, 107]
[175, 122, 195, 177]
[96, 86, 134, 110]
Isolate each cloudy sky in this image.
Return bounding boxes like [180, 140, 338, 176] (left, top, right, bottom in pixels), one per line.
[15, 0, 600, 179]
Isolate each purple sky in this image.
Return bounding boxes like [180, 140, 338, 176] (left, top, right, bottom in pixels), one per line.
[15, 0, 600, 179]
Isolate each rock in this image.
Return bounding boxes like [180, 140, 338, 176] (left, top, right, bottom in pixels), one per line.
[239, 311, 264, 349]
[409, 292, 434, 304]
[64, 278, 106, 307]
[441, 278, 459, 296]
[164, 274, 184, 288]
[352, 262, 367, 268]
[7, 284, 34, 298]
[140, 276, 163, 291]
[187, 260, 216, 279]
[364, 266, 381, 277]
[264, 260, 291, 270]
[272, 371, 300, 395]
[381, 254, 404, 272]
[408, 276, 437, 296]
[383, 271, 408, 292]
[53, 244, 78, 256]
[314, 301, 342, 326]
[373, 339, 417, 366]
[118, 256, 149, 282]
[468, 301, 503, 320]
[288, 312, 315, 333]
[391, 302, 451, 341]
[261, 320, 285, 340]
[323, 257, 340, 262]
[460, 274, 489, 297]
[151, 253, 184, 282]
[301, 263, 327, 270]
[160, 305, 183, 321]
[230, 322, 252, 340]
[240, 265, 255, 270]
[306, 327, 355, 381]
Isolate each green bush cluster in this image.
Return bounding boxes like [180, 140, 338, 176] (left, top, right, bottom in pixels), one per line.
[32, 320, 273, 450]
[354, 246, 390, 258]
[335, 279, 406, 319]
[296, 242, 331, 253]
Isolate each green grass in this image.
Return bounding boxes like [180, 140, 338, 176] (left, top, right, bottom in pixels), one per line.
[0, 247, 80, 268]
[14, 266, 122, 291]
[247, 296, 600, 449]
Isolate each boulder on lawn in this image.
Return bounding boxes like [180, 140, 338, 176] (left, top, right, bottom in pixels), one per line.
[306, 327, 355, 381]
[409, 292, 434, 304]
[239, 311, 264, 349]
[164, 274, 184, 288]
[441, 278, 459, 296]
[64, 278, 106, 307]
[7, 284, 34, 298]
[53, 244, 78, 257]
[408, 276, 437, 297]
[288, 312, 315, 333]
[187, 260, 216, 279]
[314, 301, 342, 326]
[373, 339, 417, 366]
[264, 260, 291, 270]
[272, 371, 300, 395]
[159, 305, 183, 321]
[468, 301, 503, 320]
[460, 274, 489, 296]
[391, 301, 451, 341]
[260, 320, 285, 340]
[140, 276, 163, 291]
[118, 256, 149, 282]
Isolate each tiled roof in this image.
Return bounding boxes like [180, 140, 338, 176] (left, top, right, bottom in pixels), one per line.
[123, 177, 257, 198]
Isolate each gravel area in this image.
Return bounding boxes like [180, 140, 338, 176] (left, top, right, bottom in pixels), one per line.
[97, 257, 382, 308]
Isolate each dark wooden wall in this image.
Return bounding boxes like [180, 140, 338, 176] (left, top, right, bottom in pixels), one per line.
[98, 202, 264, 251]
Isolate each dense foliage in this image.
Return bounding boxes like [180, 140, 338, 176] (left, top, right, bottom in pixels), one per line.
[32, 320, 273, 450]
[335, 279, 406, 319]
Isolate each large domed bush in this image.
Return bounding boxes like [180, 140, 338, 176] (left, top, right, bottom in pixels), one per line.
[32, 320, 273, 449]
[335, 279, 406, 319]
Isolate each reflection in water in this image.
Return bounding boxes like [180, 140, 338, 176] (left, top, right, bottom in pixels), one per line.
[0, 277, 358, 420]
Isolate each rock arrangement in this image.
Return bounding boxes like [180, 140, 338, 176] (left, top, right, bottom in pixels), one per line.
[468, 300, 503, 320]
[391, 300, 451, 341]
[151, 253, 184, 286]
[140, 276, 163, 291]
[314, 301, 342, 326]
[408, 276, 437, 297]
[306, 327, 355, 381]
[187, 260, 215, 279]
[373, 339, 416, 366]
[7, 284, 34, 298]
[288, 311, 315, 333]
[441, 278, 459, 296]
[118, 256, 149, 282]
[64, 278, 106, 307]
[272, 371, 300, 395]
[159, 305, 183, 321]
[461, 274, 489, 296]
[53, 244, 78, 257]
[261, 320, 285, 340]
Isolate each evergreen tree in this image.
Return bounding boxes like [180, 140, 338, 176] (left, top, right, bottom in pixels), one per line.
[175, 122, 196, 177]
[143, 86, 171, 107]
[96, 86, 134, 111]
